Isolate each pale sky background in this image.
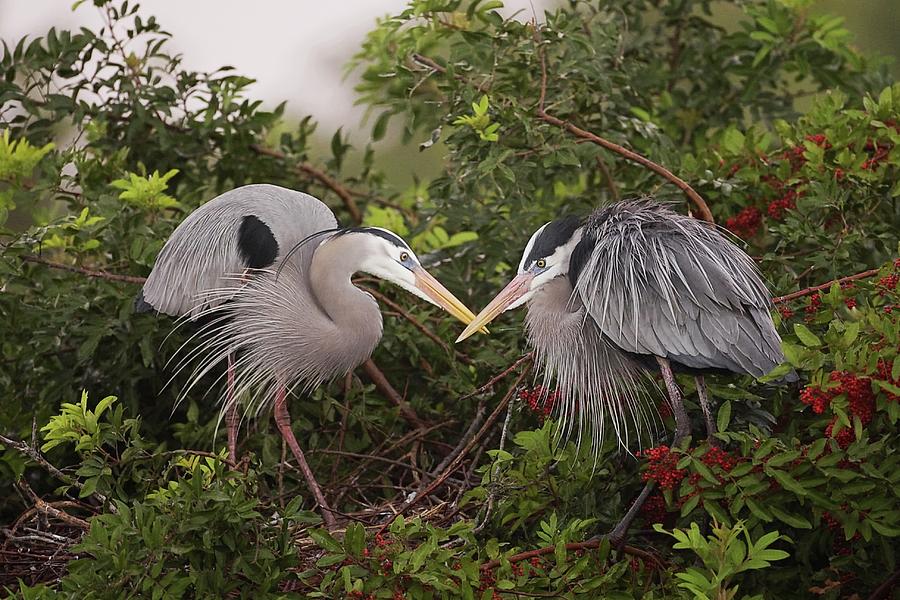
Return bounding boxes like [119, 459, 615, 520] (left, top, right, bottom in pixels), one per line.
[0, 1, 550, 140]
[1, 1, 896, 145]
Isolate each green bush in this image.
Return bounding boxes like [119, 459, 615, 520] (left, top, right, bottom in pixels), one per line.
[2, 0, 898, 598]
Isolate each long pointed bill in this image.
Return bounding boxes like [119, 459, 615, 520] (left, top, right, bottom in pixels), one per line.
[412, 266, 486, 333]
[456, 273, 534, 343]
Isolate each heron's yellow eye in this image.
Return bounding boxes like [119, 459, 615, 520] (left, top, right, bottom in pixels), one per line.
[536, 259, 547, 269]
[399, 252, 410, 262]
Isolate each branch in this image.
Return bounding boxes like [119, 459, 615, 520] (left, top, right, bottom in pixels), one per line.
[20, 255, 147, 284]
[249, 144, 363, 225]
[361, 359, 426, 429]
[479, 538, 663, 572]
[0, 433, 108, 506]
[868, 566, 900, 600]
[379, 360, 532, 531]
[410, 53, 490, 93]
[772, 267, 881, 304]
[460, 353, 533, 401]
[15, 480, 91, 530]
[535, 44, 714, 223]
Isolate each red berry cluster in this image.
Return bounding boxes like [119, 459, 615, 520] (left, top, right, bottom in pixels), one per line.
[876, 359, 900, 403]
[830, 371, 875, 425]
[878, 274, 899, 296]
[800, 386, 830, 414]
[636, 445, 685, 490]
[518, 386, 559, 419]
[781, 145, 807, 171]
[725, 206, 762, 239]
[805, 134, 830, 147]
[640, 492, 668, 525]
[805, 292, 822, 314]
[861, 139, 891, 170]
[767, 188, 798, 220]
[701, 447, 739, 472]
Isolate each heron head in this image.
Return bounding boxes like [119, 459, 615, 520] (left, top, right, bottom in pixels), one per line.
[343, 227, 481, 329]
[456, 217, 582, 342]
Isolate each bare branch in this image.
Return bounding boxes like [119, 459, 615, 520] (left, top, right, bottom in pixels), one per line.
[20, 255, 147, 284]
[772, 267, 881, 304]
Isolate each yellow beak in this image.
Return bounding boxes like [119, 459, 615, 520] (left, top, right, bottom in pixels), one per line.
[412, 266, 487, 334]
[456, 273, 533, 343]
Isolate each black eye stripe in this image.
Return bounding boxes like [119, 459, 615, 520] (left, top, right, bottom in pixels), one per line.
[524, 216, 581, 265]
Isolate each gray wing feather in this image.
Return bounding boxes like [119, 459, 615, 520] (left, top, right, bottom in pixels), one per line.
[141, 184, 337, 318]
[575, 199, 785, 378]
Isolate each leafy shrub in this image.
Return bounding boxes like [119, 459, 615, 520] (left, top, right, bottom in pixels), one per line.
[2, 0, 899, 598]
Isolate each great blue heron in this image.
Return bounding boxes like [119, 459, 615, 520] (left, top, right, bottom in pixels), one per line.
[137, 184, 480, 527]
[457, 198, 788, 541]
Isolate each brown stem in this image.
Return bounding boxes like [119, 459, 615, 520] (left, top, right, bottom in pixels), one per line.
[0, 433, 109, 506]
[249, 144, 362, 225]
[379, 362, 532, 532]
[535, 44, 714, 223]
[772, 267, 881, 304]
[15, 480, 91, 530]
[361, 359, 426, 429]
[459, 353, 533, 401]
[868, 567, 900, 600]
[20, 255, 147, 284]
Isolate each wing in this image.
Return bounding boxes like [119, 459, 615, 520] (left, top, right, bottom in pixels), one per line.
[572, 200, 784, 378]
[139, 184, 337, 319]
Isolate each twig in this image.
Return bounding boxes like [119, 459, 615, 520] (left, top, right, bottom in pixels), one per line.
[20, 255, 147, 284]
[479, 538, 663, 572]
[772, 267, 882, 304]
[0, 434, 108, 507]
[380, 362, 532, 531]
[534, 43, 714, 223]
[15, 480, 91, 530]
[410, 53, 489, 93]
[867, 566, 900, 600]
[595, 155, 620, 201]
[249, 144, 362, 224]
[361, 359, 426, 429]
[460, 354, 533, 401]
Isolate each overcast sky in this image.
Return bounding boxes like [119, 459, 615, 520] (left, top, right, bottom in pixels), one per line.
[0, 1, 548, 138]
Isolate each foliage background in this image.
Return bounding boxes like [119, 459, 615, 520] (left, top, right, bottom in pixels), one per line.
[1, 0, 899, 598]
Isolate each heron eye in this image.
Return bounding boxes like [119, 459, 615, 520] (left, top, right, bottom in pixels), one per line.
[535, 259, 547, 269]
[399, 252, 410, 262]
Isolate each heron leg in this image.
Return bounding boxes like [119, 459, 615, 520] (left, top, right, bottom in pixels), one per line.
[225, 352, 239, 465]
[605, 357, 691, 546]
[273, 386, 337, 529]
[695, 375, 719, 447]
[656, 356, 691, 443]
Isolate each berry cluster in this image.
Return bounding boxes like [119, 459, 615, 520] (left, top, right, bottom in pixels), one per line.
[767, 188, 798, 220]
[830, 371, 875, 425]
[805, 292, 822, 315]
[876, 359, 900, 403]
[800, 386, 830, 414]
[640, 492, 668, 525]
[701, 446, 739, 472]
[518, 386, 559, 419]
[778, 305, 794, 320]
[861, 139, 891, 170]
[636, 445, 685, 490]
[725, 206, 762, 239]
[878, 274, 899, 295]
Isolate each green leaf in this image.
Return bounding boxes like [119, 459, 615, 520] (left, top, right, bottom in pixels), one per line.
[717, 401, 732, 433]
[768, 506, 812, 529]
[793, 323, 822, 347]
[309, 528, 343, 553]
[343, 522, 365, 558]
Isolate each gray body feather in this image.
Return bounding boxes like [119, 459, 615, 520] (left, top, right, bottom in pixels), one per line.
[141, 184, 337, 318]
[523, 198, 785, 450]
[573, 200, 783, 377]
[179, 230, 385, 417]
